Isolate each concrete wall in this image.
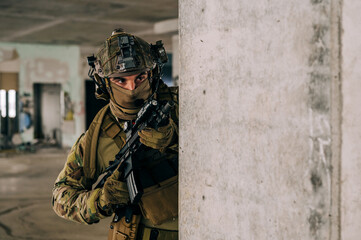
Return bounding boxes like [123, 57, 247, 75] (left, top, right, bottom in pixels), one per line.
[0, 43, 84, 147]
[178, 0, 359, 239]
[341, 0, 361, 239]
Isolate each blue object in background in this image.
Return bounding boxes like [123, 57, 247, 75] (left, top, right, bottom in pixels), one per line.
[20, 112, 32, 132]
[162, 54, 173, 86]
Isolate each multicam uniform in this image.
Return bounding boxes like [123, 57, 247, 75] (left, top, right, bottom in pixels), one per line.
[52, 128, 123, 224]
[52, 83, 178, 238]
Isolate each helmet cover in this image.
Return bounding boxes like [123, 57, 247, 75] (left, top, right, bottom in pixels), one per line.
[94, 29, 155, 78]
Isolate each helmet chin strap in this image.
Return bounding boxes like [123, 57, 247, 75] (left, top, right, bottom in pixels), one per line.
[104, 77, 121, 107]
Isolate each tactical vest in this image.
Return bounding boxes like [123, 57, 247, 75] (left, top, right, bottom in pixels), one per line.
[83, 83, 179, 226]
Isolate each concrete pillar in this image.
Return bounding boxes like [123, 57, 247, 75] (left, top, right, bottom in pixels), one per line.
[341, 0, 361, 239]
[179, 0, 359, 239]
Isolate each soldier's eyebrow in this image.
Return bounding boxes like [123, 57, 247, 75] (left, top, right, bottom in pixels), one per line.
[112, 72, 147, 82]
[112, 77, 126, 82]
[137, 72, 147, 78]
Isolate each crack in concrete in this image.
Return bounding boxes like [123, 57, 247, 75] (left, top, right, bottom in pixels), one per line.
[0, 221, 13, 238]
[0, 204, 33, 217]
[0, 203, 44, 240]
[0, 204, 31, 238]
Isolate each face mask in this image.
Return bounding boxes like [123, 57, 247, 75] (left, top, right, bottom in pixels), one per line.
[108, 79, 152, 120]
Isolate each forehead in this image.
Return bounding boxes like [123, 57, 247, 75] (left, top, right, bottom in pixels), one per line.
[111, 73, 147, 80]
[110, 71, 147, 79]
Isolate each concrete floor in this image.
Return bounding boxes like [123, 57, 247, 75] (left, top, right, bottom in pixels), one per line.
[0, 148, 109, 240]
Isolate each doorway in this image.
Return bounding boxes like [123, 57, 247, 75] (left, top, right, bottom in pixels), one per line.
[33, 83, 62, 146]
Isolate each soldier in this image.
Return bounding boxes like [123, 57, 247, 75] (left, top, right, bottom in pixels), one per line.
[52, 29, 178, 240]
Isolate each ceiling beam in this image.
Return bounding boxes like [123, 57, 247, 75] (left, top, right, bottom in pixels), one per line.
[2, 19, 66, 41]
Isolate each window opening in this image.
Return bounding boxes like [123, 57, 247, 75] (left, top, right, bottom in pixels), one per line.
[8, 89, 16, 118]
[0, 89, 6, 118]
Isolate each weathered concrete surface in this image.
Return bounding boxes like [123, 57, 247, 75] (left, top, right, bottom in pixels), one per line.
[341, 0, 361, 239]
[179, 0, 343, 239]
[0, 148, 109, 240]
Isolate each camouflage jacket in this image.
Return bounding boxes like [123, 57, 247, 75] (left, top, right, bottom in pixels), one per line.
[52, 83, 178, 224]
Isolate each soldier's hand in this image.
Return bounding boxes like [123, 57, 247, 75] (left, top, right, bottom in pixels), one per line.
[99, 167, 129, 211]
[138, 118, 177, 152]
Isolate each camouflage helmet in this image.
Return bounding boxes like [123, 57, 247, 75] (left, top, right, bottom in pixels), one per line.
[94, 28, 155, 78]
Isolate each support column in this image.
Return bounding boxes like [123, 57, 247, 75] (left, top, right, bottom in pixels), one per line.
[179, 0, 349, 239]
[341, 0, 361, 239]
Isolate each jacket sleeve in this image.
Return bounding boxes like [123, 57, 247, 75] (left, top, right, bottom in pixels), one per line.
[52, 133, 111, 224]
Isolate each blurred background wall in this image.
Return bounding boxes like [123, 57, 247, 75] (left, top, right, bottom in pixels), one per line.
[0, 0, 178, 148]
[0, 43, 82, 147]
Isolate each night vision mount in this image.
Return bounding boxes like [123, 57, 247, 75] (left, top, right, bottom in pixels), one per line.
[114, 35, 168, 71]
[116, 35, 137, 71]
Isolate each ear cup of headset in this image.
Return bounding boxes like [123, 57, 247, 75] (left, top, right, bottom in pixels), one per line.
[94, 73, 110, 101]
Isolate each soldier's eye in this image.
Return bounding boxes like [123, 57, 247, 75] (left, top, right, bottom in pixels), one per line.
[136, 75, 146, 82]
[113, 78, 125, 83]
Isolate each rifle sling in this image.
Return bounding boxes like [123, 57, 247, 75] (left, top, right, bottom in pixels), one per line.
[83, 105, 110, 179]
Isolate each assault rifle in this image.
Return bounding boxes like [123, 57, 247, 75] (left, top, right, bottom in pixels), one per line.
[93, 99, 174, 205]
